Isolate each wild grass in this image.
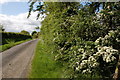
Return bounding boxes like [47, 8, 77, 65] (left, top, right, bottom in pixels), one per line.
[29, 39, 66, 78]
[0, 39, 31, 52]
[5, 39, 15, 44]
[29, 39, 102, 79]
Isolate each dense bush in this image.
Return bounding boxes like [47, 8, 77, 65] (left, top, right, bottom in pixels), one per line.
[29, 1, 120, 79]
[73, 29, 120, 78]
[1, 32, 32, 45]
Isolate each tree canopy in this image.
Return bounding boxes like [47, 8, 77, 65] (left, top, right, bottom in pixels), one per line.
[31, 31, 37, 36]
[20, 30, 30, 35]
[0, 24, 5, 32]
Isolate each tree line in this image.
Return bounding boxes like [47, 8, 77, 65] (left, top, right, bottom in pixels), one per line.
[0, 24, 40, 38]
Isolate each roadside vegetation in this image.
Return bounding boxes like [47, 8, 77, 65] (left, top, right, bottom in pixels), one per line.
[28, 2, 120, 79]
[0, 31, 32, 52]
[0, 28, 41, 52]
[1, 32, 32, 45]
[31, 31, 39, 39]
[29, 39, 66, 78]
[0, 39, 32, 52]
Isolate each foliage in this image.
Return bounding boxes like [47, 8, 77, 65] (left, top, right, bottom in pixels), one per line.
[31, 31, 39, 38]
[20, 30, 30, 35]
[0, 39, 31, 52]
[1, 32, 32, 45]
[28, 1, 120, 79]
[0, 24, 5, 32]
[31, 31, 37, 36]
[32, 33, 38, 38]
[35, 26, 40, 30]
[29, 39, 66, 78]
[74, 29, 120, 78]
[5, 39, 15, 44]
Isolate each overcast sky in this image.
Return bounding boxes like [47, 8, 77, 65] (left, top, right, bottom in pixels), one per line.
[0, 0, 43, 33]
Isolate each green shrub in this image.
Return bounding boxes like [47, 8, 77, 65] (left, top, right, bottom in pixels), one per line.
[29, 2, 120, 79]
[0, 32, 32, 45]
[0, 39, 31, 52]
[5, 39, 15, 44]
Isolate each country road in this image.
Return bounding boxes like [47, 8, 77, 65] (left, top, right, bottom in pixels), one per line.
[1, 39, 38, 78]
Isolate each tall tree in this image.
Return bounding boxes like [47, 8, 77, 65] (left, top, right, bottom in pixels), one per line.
[20, 30, 30, 35]
[31, 31, 37, 36]
[0, 24, 5, 32]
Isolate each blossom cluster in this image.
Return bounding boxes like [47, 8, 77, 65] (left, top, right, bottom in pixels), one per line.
[75, 56, 99, 73]
[75, 30, 119, 74]
[95, 30, 120, 46]
[75, 46, 118, 74]
[75, 48, 99, 73]
[94, 46, 118, 63]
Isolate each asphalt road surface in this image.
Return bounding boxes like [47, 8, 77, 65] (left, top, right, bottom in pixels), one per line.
[1, 39, 38, 78]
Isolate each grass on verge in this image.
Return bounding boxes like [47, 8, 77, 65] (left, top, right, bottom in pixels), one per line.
[29, 39, 65, 78]
[0, 39, 32, 52]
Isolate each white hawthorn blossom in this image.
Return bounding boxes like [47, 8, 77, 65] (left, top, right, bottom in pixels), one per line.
[75, 30, 119, 75]
[82, 69, 92, 74]
[95, 46, 118, 63]
[75, 46, 118, 73]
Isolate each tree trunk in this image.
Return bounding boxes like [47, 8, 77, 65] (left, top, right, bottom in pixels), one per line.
[113, 55, 120, 80]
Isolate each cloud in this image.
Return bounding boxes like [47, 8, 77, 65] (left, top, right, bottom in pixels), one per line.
[0, 0, 28, 4]
[0, 12, 44, 33]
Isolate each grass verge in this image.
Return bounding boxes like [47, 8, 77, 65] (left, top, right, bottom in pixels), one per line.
[29, 39, 66, 78]
[0, 39, 32, 52]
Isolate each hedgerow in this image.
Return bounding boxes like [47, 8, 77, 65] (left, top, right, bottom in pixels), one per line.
[1, 32, 32, 45]
[28, 2, 120, 79]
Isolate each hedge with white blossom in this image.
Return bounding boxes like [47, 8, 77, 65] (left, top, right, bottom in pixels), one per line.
[73, 29, 120, 77]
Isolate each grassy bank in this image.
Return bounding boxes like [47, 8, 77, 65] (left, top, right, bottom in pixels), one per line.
[29, 39, 66, 78]
[0, 39, 32, 52]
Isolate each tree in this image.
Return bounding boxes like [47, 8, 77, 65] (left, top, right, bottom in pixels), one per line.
[31, 31, 37, 36]
[31, 31, 39, 38]
[35, 26, 40, 30]
[0, 24, 5, 32]
[20, 30, 30, 35]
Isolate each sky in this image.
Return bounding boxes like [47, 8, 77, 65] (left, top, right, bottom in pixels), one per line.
[0, 0, 43, 33]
